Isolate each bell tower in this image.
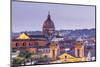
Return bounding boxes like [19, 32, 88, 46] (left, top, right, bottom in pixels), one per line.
[49, 42, 59, 60]
[74, 38, 84, 58]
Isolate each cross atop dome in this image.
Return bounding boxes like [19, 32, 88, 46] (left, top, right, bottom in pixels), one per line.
[47, 11, 51, 20]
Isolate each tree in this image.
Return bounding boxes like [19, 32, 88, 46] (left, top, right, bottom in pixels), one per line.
[12, 50, 33, 66]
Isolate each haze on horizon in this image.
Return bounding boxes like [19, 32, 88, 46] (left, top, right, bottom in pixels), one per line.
[12, 1, 96, 33]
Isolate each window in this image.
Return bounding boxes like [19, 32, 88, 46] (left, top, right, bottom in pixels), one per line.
[77, 49, 80, 57]
[29, 43, 32, 47]
[65, 56, 67, 59]
[23, 42, 26, 46]
[15, 43, 18, 47]
[53, 50, 55, 57]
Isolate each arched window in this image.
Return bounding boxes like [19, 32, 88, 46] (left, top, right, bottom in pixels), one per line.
[77, 49, 80, 57]
[29, 42, 33, 47]
[29, 42, 31, 46]
[65, 56, 67, 59]
[15, 43, 18, 47]
[53, 50, 55, 58]
[23, 42, 26, 46]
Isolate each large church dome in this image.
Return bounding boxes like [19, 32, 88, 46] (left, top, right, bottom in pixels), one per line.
[42, 12, 55, 37]
[43, 12, 55, 29]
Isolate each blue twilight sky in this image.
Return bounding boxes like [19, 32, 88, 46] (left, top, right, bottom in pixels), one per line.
[12, 1, 95, 33]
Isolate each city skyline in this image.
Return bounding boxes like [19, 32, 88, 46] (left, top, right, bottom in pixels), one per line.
[11, 1, 96, 66]
[12, 1, 96, 32]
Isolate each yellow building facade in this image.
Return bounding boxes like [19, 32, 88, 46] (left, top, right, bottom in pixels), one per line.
[49, 42, 59, 60]
[59, 53, 81, 62]
[17, 33, 30, 39]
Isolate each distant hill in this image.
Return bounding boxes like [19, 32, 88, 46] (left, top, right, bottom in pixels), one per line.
[68, 28, 95, 37]
[12, 28, 96, 39]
